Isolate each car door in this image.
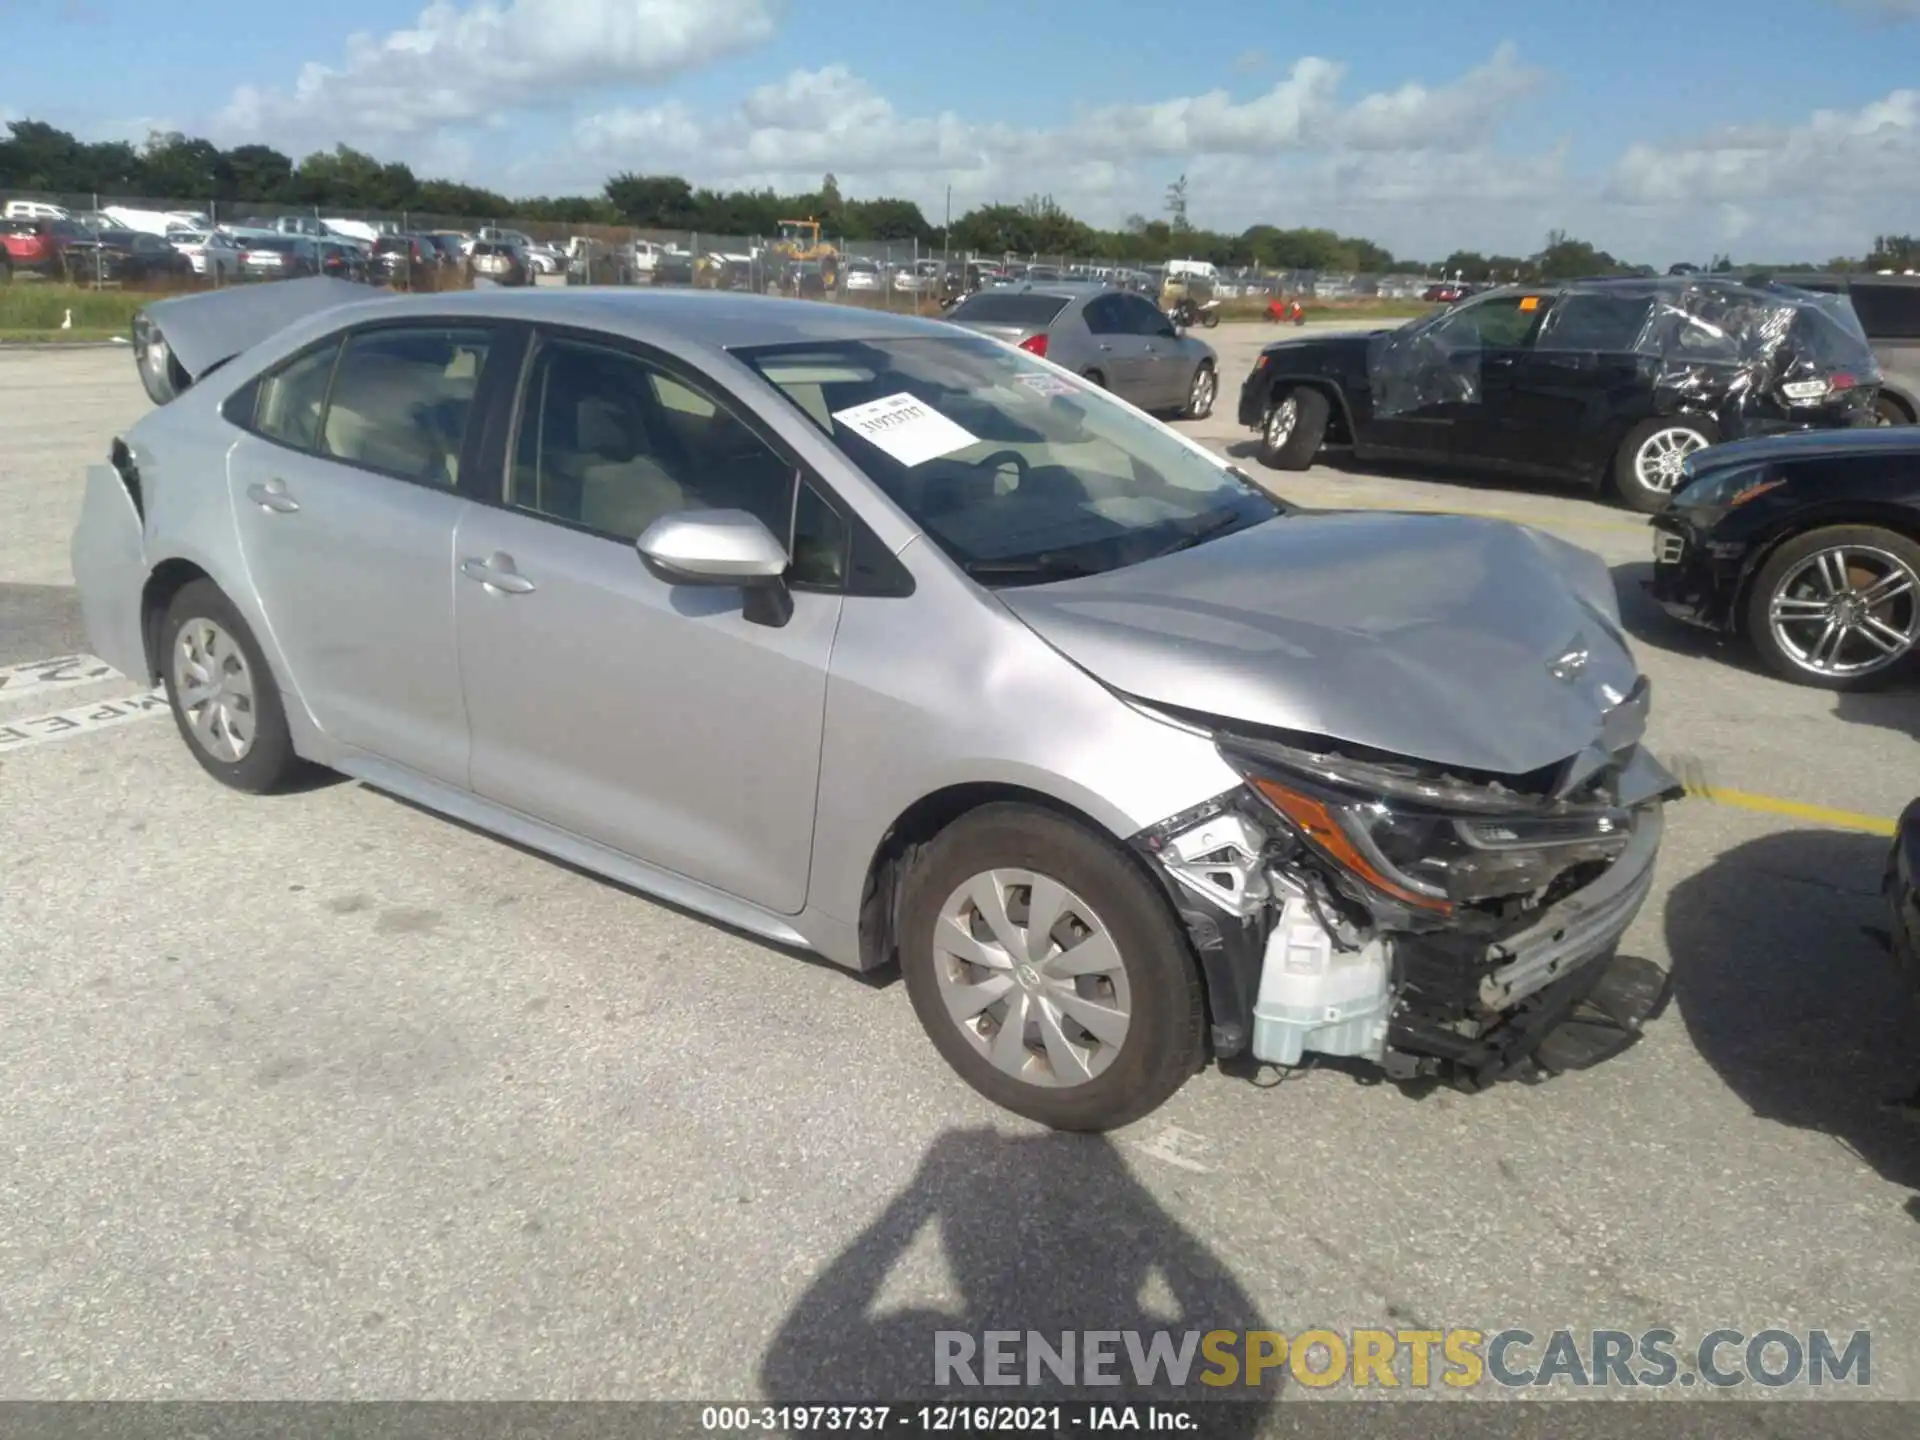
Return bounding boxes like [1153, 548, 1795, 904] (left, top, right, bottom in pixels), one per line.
[1115, 294, 1189, 409]
[452, 329, 845, 915]
[1466, 290, 1654, 474]
[1080, 294, 1152, 399]
[224, 322, 497, 784]
[1363, 293, 1536, 460]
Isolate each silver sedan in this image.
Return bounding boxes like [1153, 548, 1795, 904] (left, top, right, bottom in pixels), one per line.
[73, 280, 1677, 1131]
[945, 282, 1220, 420]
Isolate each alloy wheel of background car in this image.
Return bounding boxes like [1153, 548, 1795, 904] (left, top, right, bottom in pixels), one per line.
[160, 579, 308, 792]
[899, 804, 1205, 1131]
[1613, 416, 1718, 513]
[1185, 364, 1216, 419]
[1634, 427, 1710, 493]
[1749, 530, 1920, 689]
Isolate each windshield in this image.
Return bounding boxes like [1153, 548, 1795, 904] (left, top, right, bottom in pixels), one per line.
[737, 334, 1283, 585]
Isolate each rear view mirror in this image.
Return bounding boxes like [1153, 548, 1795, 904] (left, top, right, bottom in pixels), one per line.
[636, 508, 793, 626]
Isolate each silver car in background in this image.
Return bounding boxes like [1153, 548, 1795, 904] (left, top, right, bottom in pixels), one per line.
[945, 283, 1220, 420]
[73, 281, 1678, 1131]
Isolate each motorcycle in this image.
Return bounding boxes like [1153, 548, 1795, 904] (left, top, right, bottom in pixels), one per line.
[1168, 296, 1220, 330]
[1266, 297, 1306, 326]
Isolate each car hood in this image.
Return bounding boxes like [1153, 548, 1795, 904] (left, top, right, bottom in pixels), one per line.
[995, 509, 1640, 777]
[1259, 329, 1388, 360]
[1684, 422, 1920, 476]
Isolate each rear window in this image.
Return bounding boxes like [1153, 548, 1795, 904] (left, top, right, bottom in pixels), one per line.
[949, 292, 1072, 326]
[1536, 292, 1656, 352]
[1847, 283, 1920, 340]
[247, 236, 296, 252]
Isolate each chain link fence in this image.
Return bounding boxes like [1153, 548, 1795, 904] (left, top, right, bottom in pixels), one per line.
[3, 189, 1441, 306]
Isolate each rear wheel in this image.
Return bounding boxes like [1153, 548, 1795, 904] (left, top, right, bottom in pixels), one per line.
[1873, 392, 1914, 426]
[900, 805, 1206, 1132]
[1081, 368, 1107, 389]
[159, 580, 308, 792]
[1257, 385, 1328, 470]
[1613, 416, 1718, 513]
[1744, 525, 1920, 690]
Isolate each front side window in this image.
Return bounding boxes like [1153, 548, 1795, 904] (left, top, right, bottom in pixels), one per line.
[1424, 295, 1538, 352]
[509, 338, 795, 543]
[251, 340, 342, 452]
[320, 326, 494, 485]
[738, 334, 1283, 585]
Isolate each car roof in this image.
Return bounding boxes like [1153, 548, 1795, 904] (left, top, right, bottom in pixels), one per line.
[311, 286, 966, 349]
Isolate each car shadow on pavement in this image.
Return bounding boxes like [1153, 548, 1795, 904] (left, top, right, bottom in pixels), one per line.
[0, 581, 91, 668]
[757, 1127, 1282, 1425]
[1606, 561, 1726, 662]
[1833, 688, 1920, 742]
[1665, 827, 1920, 1218]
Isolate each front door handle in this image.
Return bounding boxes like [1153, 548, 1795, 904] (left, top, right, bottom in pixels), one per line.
[245, 479, 300, 514]
[460, 553, 536, 594]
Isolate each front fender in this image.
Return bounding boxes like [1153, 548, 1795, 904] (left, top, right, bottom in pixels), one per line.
[69, 464, 150, 683]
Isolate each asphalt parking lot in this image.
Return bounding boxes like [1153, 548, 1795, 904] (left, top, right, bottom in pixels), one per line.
[1, 323, 1917, 1407]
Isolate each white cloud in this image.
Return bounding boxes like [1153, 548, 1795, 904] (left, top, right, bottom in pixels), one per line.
[212, 0, 779, 148]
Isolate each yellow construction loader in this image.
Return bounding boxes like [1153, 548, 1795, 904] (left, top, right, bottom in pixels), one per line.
[771, 217, 840, 292]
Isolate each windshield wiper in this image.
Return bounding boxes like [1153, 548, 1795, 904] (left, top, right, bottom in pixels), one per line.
[1150, 509, 1251, 560]
[962, 553, 1106, 583]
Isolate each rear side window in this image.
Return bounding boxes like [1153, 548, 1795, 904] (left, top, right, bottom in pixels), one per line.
[320, 326, 494, 486]
[951, 292, 1071, 326]
[1535, 293, 1655, 352]
[250, 340, 342, 452]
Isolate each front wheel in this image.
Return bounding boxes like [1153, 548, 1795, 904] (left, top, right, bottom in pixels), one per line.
[1257, 385, 1329, 470]
[900, 805, 1206, 1132]
[160, 579, 309, 792]
[1744, 525, 1920, 690]
[1183, 362, 1216, 420]
[1612, 416, 1718, 513]
[1201, 310, 1219, 329]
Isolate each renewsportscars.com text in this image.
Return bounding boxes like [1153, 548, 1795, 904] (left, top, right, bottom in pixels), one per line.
[933, 1327, 1872, 1390]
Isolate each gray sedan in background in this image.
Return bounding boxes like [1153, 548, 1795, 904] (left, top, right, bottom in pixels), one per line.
[945, 283, 1220, 420]
[74, 281, 1675, 1132]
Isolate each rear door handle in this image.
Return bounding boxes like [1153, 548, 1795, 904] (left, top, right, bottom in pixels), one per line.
[245, 480, 300, 514]
[460, 553, 536, 594]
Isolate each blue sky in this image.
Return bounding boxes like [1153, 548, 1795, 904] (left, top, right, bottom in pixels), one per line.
[4, 0, 1917, 262]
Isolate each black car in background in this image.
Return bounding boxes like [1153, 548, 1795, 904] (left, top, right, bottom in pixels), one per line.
[1649, 425, 1920, 688]
[1239, 276, 1883, 511]
[368, 233, 439, 286]
[58, 227, 193, 285]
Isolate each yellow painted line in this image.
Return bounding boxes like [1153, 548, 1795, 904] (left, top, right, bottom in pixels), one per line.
[1664, 753, 1897, 835]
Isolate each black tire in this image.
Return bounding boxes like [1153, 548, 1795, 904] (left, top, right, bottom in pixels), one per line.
[899, 804, 1206, 1132]
[1081, 368, 1107, 389]
[1874, 392, 1914, 427]
[1611, 415, 1719, 513]
[159, 579, 308, 792]
[1182, 361, 1216, 420]
[1743, 524, 1920, 691]
[1201, 310, 1218, 329]
[1256, 384, 1329, 470]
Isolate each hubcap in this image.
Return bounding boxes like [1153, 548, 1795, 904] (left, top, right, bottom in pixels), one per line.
[933, 868, 1132, 1088]
[1265, 395, 1298, 449]
[1768, 545, 1920, 679]
[1191, 368, 1215, 414]
[1634, 426, 1709, 492]
[172, 618, 257, 762]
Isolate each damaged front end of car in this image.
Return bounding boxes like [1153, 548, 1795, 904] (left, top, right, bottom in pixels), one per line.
[1130, 687, 1683, 1089]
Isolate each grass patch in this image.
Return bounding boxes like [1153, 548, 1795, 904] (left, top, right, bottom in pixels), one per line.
[0, 280, 158, 335]
[0, 327, 125, 343]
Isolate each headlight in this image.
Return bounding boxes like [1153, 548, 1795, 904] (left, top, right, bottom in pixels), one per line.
[1220, 744, 1633, 914]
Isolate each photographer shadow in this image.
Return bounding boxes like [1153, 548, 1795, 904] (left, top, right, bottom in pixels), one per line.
[758, 1127, 1281, 1430]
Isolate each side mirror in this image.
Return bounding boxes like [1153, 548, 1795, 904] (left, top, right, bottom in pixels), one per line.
[635, 509, 793, 627]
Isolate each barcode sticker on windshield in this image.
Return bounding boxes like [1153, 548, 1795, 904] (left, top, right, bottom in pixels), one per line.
[1014, 372, 1080, 397]
[830, 393, 979, 466]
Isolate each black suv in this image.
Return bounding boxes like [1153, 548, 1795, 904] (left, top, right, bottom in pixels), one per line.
[1238, 276, 1883, 511]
